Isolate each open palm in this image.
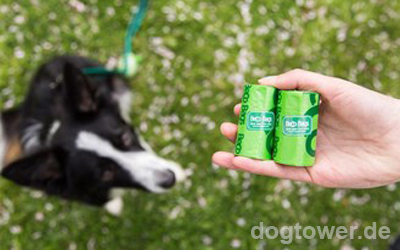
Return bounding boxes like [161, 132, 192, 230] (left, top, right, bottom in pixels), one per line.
[213, 69, 400, 188]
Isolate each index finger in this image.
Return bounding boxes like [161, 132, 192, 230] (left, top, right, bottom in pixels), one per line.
[232, 156, 314, 183]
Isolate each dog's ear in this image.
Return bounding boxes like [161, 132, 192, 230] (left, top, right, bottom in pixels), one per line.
[1, 147, 67, 193]
[63, 63, 97, 114]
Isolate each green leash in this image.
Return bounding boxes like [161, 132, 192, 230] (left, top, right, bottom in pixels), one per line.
[83, 0, 149, 77]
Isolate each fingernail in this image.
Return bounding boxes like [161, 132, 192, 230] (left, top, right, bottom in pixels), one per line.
[220, 122, 229, 128]
[258, 76, 277, 84]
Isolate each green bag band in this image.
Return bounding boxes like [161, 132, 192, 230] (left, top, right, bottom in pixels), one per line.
[273, 90, 320, 167]
[235, 84, 278, 160]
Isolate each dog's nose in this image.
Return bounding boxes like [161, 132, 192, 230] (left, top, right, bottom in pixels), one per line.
[157, 170, 176, 189]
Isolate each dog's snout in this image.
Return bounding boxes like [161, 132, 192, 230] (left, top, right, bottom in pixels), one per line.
[157, 170, 176, 189]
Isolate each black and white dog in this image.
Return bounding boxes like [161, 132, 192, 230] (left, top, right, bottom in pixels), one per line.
[0, 55, 184, 214]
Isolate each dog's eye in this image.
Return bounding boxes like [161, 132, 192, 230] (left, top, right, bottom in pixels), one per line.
[121, 131, 133, 147]
[111, 129, 134, 150]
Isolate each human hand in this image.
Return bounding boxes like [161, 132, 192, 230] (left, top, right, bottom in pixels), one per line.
[213, 69, 400, 188]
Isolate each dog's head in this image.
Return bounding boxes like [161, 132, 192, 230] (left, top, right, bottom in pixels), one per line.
[2, 63, 185, 205]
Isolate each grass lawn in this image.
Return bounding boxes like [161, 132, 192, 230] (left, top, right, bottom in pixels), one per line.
[1, 0, 400, 249]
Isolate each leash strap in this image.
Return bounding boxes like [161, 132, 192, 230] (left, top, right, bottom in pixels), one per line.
[83, 0, 148, 76]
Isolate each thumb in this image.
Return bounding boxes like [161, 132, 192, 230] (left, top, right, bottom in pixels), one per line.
[258, 69, 350, 99]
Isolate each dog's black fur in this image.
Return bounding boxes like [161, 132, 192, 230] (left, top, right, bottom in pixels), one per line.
[0, 55, 180, 206]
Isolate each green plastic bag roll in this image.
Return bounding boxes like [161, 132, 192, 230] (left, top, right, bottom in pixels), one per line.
[235, 84, 278, 160]
[273, 90, 320, 167]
